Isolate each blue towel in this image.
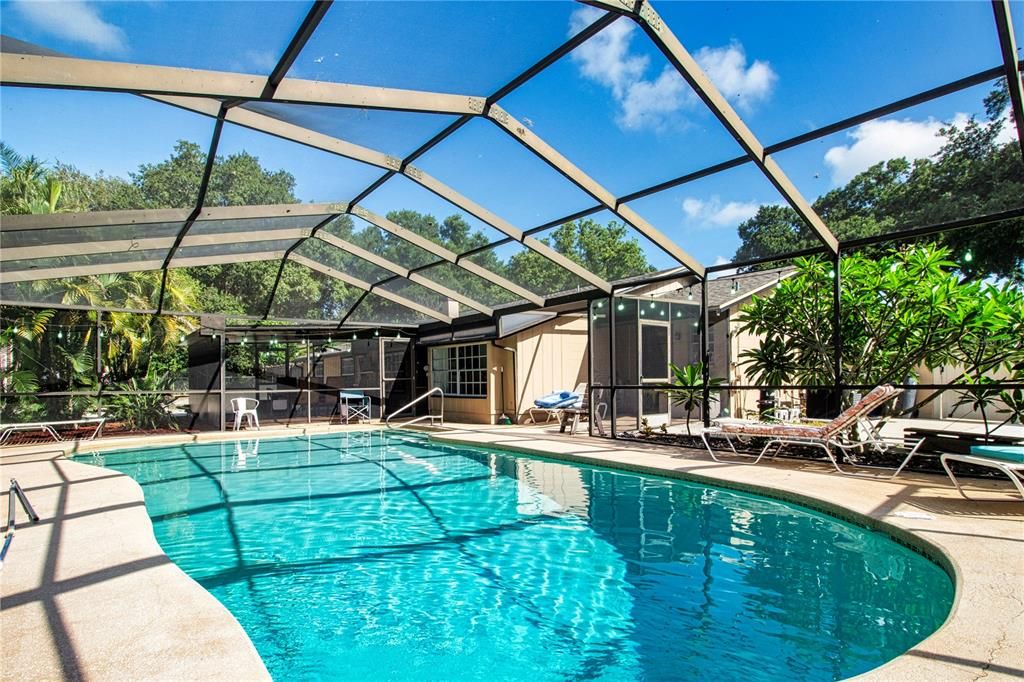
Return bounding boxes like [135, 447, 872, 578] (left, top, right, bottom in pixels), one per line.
[534, 391, 581, 409]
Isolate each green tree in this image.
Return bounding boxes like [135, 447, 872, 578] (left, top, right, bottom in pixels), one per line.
[508, 218, 655, 294]
[733, 84, 1024, 282]
[736, 244, 1024, 408]
[0, 142, 64, 214]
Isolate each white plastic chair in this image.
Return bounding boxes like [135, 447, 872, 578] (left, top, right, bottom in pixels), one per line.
[231, 398, 260, 431]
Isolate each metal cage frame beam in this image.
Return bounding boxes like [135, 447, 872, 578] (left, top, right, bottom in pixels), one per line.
[288, 253, 451, 323]
[1, 0, 1017, 330]
[991, 0, 1024, 163]
[0, 249, 286, 284]
[0, 52, 480, 115]
[583, 0, 839, 254]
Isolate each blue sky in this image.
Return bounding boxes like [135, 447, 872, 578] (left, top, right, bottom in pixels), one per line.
[1, 0, 1021, 270]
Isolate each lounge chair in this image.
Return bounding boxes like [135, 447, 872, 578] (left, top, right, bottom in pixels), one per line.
[0, 417, 106, 445]
[527, 383, 585, 424]
[701, 385, 915, 474]
[940, 445, 1024, 501]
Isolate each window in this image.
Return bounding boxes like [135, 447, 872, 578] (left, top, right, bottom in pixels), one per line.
[431, 344, 488, 398]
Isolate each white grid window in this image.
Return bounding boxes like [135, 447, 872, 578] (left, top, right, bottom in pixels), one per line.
[431, 344, 487, 398]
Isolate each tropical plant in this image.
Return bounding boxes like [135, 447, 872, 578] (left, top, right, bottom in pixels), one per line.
[104, 373, 180, 431]
[1, 142, 64, 214]
[735, 244, 1024, 412]
[664, 362, 725, 436]
[996, 385, 1024, 431]
[951, 374, 1000, 439]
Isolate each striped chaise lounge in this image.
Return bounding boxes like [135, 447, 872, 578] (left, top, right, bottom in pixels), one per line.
[700, 385, 917, 474]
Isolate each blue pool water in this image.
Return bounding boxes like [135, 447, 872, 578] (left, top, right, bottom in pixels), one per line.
[85, 432, 953, 681]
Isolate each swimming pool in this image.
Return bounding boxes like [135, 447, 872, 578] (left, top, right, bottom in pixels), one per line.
[86, 431, 953, 681]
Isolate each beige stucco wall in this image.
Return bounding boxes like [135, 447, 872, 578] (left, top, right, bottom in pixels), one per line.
[723, 302, 802, 419]
[916, 363, 1014, 421]
[426, 342, 501, 424]
[509, 316, 589, 424]
[424, 317, 589, 425]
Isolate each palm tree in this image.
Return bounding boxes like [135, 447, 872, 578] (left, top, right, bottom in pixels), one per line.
[0, 142, 64, 215]
[664, 362, 725, 436]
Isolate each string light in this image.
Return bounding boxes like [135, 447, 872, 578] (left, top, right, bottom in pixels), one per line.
[617, 302, 624, 311]
[687, 286, 693, 301]
[963, 250, 973, 263]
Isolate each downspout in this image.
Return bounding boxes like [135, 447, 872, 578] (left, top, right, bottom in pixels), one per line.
[493, 342, 517, 424]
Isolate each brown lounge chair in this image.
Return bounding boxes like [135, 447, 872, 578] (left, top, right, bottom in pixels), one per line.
[700, 385, 921, 474]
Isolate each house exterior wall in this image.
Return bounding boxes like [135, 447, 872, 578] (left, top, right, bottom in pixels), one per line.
[427, 341, 501, 424]
[510, 316, 589, 424]
[916, 364, 1014, 421]
[723, 302, 802, 420]
[424, 316, 589, 425]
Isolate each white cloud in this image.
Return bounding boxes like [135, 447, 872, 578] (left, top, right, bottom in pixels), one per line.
[693, 43, 777, 111]
[619, 67, 688, 130]
[235, 50, 278, 74]
[682, 196, 762, 227]
[12, 0, 127, 54]
[823, 112, 1017, 185]
[824, 116, 957, 185]
[569, 8, 777, 131]
[570, 7, 648, 99]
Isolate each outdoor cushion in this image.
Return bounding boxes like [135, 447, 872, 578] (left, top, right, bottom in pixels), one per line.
[969, 445, 1024, 464]
[823, 385, 896, 435]
[534, 391, 581, 409]
[720, 423, 827, 439]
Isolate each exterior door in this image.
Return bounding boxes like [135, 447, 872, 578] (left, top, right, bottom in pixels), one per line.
[640, 321, 671, 426]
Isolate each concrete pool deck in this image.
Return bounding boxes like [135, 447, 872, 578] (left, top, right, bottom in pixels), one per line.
[1, 422, 1021, 681]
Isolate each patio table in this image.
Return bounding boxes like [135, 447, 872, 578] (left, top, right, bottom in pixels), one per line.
[904, 427, 1024, 455]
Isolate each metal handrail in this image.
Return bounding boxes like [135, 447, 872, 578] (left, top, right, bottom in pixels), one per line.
[385, 387, 444, 429]
[2, 478, 40, 569]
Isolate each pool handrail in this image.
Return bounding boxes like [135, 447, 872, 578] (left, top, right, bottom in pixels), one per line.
[385, 387, 444, 429]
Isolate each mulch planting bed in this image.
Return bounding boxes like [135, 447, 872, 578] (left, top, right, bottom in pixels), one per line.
[618, 431, 1005, 479]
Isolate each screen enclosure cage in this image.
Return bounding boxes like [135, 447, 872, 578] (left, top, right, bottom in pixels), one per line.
[1, 0, 1023, 435]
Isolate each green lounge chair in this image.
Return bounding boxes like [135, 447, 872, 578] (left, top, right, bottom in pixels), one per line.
[940, 445, 1024, 501]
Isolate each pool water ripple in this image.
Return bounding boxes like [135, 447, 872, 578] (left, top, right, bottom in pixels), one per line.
[84, 431, 953, 681]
